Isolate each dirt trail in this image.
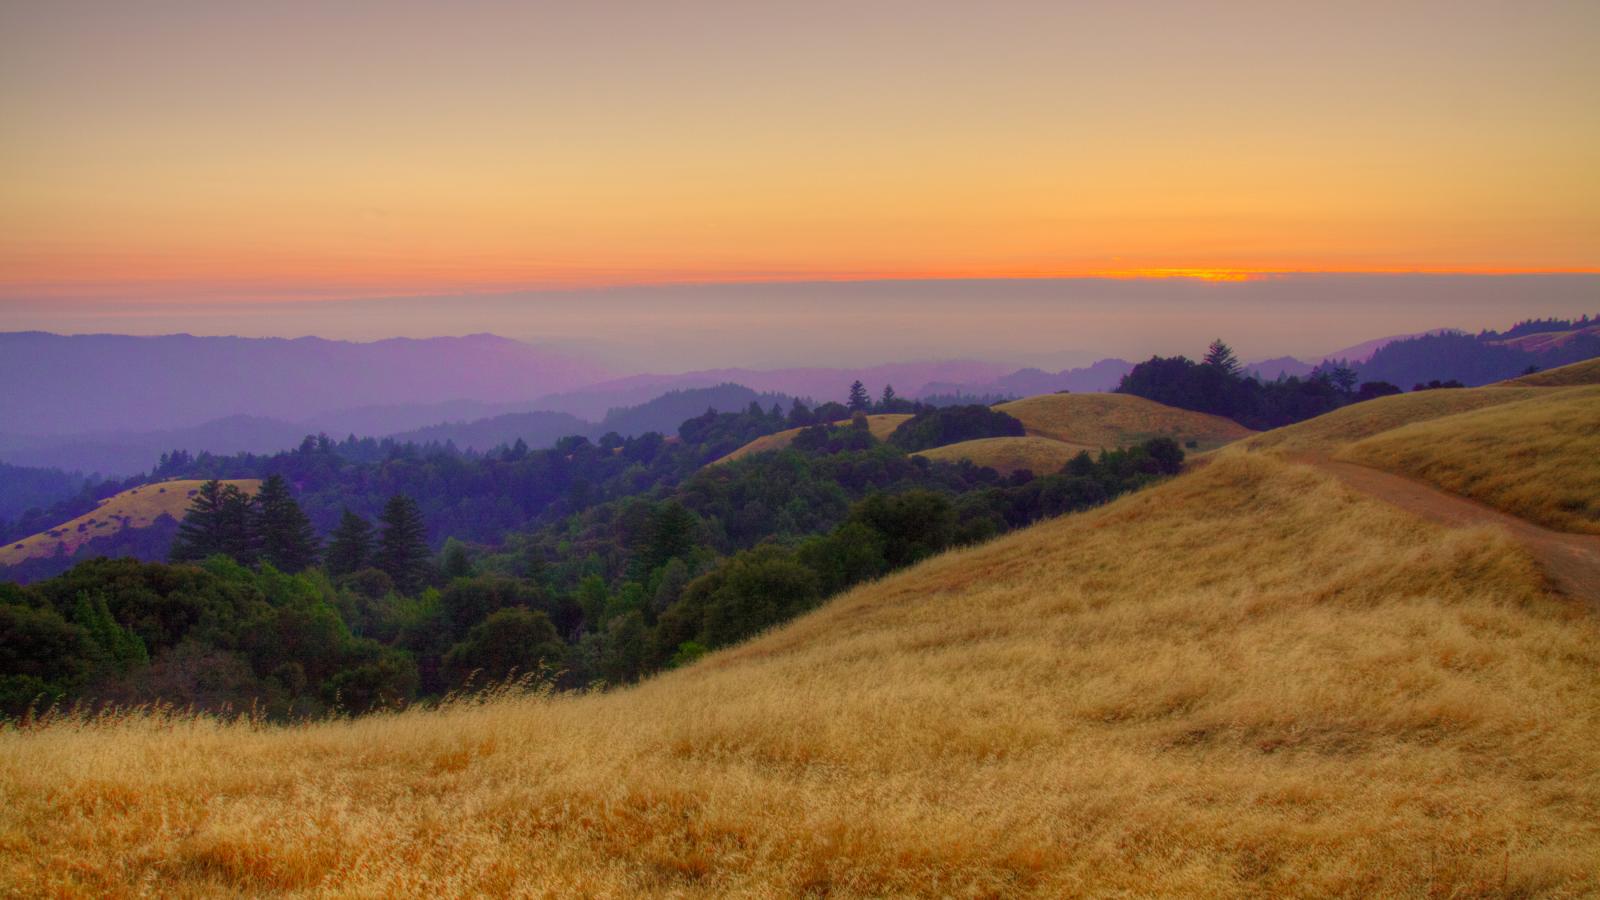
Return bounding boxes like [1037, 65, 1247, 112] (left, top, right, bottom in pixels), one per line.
[1292, 454, 1600, 608]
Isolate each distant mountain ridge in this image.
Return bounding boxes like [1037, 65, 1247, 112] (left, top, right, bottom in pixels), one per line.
[0, 385, 797, 476]
[534, 360, 1014, 419]
[0, 332, 610, 435]
[917, 358, 1135, 399]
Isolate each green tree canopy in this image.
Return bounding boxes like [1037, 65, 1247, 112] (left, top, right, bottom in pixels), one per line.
[375, 495, 430, 595]
[442, 607, 565, 688]
[256, 475, 319, 573]
[324, 508, 374, 578]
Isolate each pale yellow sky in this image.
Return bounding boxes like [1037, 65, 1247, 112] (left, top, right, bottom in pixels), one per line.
[1, 0, 1597, 309]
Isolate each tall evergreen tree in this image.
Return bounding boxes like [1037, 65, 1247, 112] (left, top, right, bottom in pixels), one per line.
[215, 484, 261, 564]
[375, 494, 430, 594]
[847, 380, 871, 412]
[324, 508, 374, 577]
[879, 384, 897, 409]
[1202, 339, 1241, 376]
[255, 475, 319, 573]
[170, 480, 227, 562]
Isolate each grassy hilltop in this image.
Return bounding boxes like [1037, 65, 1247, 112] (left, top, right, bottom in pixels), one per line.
[0, 479, 261, 567]
[914, 435, 1097, 476]
[714, 414, 913, 463]
[996, 391, 1254, 451]
[718, 392, 1256, 474]
[5, 380, 1599, 894]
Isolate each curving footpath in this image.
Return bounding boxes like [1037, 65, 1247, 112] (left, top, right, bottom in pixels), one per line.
[1293, 454, 1600, 608]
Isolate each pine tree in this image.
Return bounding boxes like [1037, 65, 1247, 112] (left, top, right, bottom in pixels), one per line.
[1202, 339, 1240, 376]
[879, 384, 897, 409]
[255, 474, 319, 573]
[324, 508, 374, 577]
[171, 480, 258, 564]
[170, 480, 227, 562]
[375, 494, 430, 594]
[215, 484, 261, 564]
[847, 380, 871, 412]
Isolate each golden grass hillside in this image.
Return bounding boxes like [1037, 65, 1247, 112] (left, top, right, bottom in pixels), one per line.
[997, 392, 1254, 451]
[1342, 386, 1600, 534]
[1504, 356, 1600, 387]
[714, 414, 913, 463]
[913, 435, 1095, 475]
[1239, 386, 1546, 455]
[5, 454, 1597, 896]
[0, 479, 262, 566]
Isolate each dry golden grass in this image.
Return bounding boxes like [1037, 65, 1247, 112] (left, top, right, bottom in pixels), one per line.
[0, 479, 261, 566]
[1341, 386, 1600, 534]
[997, 392, 1253, 451]
[5, 455, 1598, 897]
[1239, 386, 1546, 455]
[913, 435, 1095, 475]
[1504, 357, 1600, 387]
[714, 414, 914, 463]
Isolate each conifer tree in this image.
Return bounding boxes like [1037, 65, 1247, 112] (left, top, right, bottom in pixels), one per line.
[171, 480, 258, 564]
[847, 380, 871, 412]
[170, 480, 227, 562]
[255, 474, 319, 573]
[1202, 339, 1241, 376]
[375, 494, 430, 594]
[324, 508, 374, 577]
[880, 384, 897, 409]
[215, 484, 261, 565]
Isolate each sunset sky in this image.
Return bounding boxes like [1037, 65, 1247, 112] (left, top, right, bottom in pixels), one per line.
[1, 0, 1597, 360]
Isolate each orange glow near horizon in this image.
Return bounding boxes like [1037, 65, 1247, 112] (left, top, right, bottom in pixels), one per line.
[2, 2, 1597, 307]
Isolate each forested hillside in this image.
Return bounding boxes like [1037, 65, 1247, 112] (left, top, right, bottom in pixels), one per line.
[1116, 314, 1600, 431]
[0, 463, 90, 523]
[0, 393, 1185, 717]
[1359, 319, 1600, 387]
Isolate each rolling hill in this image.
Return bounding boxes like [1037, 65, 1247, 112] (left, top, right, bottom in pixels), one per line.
[714, 414, 914, 463]
[1505, 356, 1600, 387]
[1239, 359, 1600, 535]
[5, 451, 1596, 895]
[913, 435, 1097, 475]
[1489, 323, 1600, 353]
[716, 393, 1255, 471]
[1238, 386, 1545, 455]
[0, 479, 261, 567]
[996, 392, 1254, 450]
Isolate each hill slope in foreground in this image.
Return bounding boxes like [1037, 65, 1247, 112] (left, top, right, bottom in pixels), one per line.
[4, 454, 1597, 896]
[0, 479, 261, 566]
